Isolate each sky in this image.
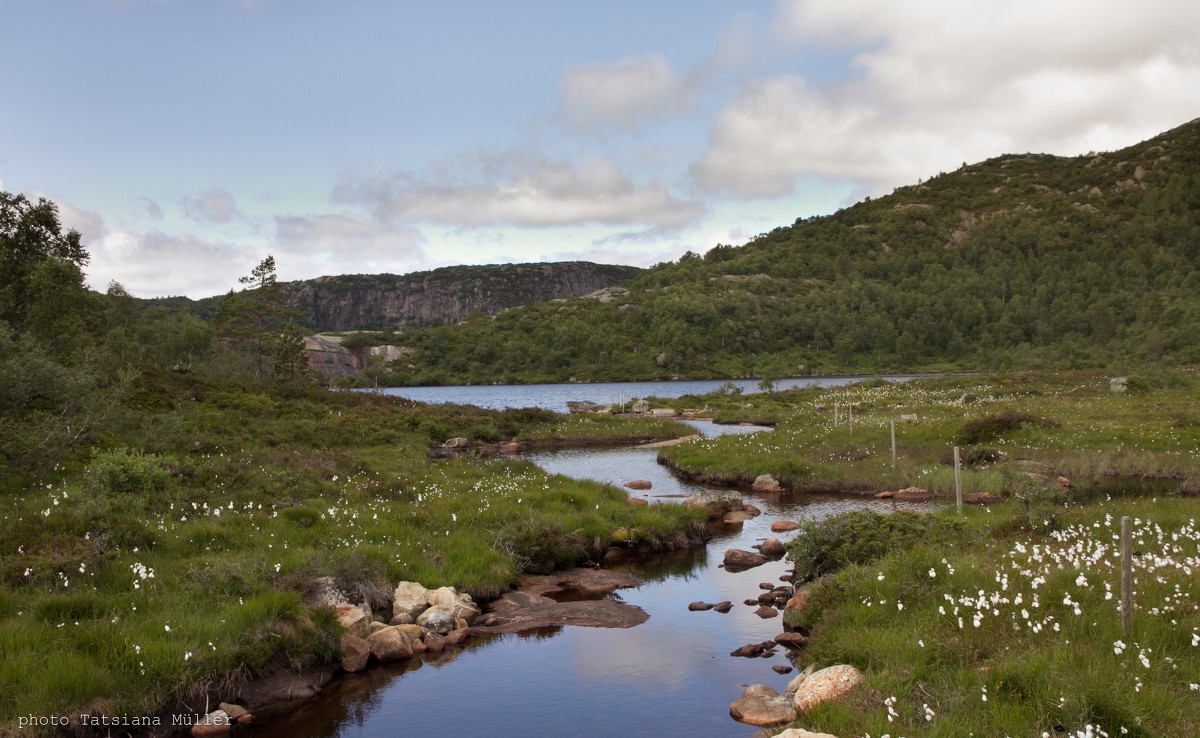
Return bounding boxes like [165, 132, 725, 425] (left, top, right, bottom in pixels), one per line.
[2, 0, 1198, 299]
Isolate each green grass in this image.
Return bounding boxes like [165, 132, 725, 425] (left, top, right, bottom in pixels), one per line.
[0, 367, 704, 731]
[778, 496, 1200, 737]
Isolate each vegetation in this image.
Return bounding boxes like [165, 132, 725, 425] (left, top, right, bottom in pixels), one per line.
[777, 496, 1200, 737]
[352, 119, 1200, 385]
[0, 193, 701, 732]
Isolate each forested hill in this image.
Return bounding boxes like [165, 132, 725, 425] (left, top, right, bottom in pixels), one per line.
[358, 118, 1200, 386]
[150, 261, 642, 330]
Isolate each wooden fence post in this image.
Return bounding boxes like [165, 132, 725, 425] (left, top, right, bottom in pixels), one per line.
[1121, 516, 1133, 639]
[890, 419, 897, 470]
[954, 446, 963, 514]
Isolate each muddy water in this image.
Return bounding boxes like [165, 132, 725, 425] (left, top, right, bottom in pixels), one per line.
[251, 420, 940, 738]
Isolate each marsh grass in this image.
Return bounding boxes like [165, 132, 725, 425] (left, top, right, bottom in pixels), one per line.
[0, 367, 704, 731]
[780, 497, 1200, 737]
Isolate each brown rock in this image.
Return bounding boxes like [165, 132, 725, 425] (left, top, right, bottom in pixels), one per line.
[755, 606, 778, 618]
[752, 474, 785, 493]
[784, 589, 810, 622]
[1057, 476, 1073, 487]
[339, 635, 371, 672]
[628, 497, 648, 506]
[713, 601, 733, 613]
[723, 510, 756, 523]
[730, 640, 775, 658]
[422, 631, 447, 653]
[218, 704, 248, 721]
[444, 625, 470, 645]
[759, 582, 775, 590]
[729, 684, 798, 727]
[773, 665, 793, 674]
[771, 520, 800, 532]
[743, 599, 759, 606]
[366, 627, 413, 662]
[775, 729, 840, 738]
[742, 503, 762, 516]
[624, 480, 652, 490]
[388, 612, 414, 626]
[759, 538, 786, 558]
[191, 711, 232, 736]
[688, 601, 715, 611]
[793, 664, 867, 713]
[335, 605, 370, 639]
[874, 490, 895, 499]
[367, 620, 390, 635]
[723, 549, 767, 570]
[500, 441, 520, 454]
[894, 487, 931, 502]
[773, 632, 810, 649]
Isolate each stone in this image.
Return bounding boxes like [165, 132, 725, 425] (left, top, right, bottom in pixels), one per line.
[499, 442, 520, 454]
[1057, 476, 1073, 487]
[335, 605, 370, 639]
[682, 489, 743, 520]
[730, 641, 774, 658]
[752, 474, 785, 493]
[628, 497, 648, 506]
[713, 601, 733, 613]
[218, 704, 248, 721]
[366, 620, 390, 635]
[391, 624, 427, 647]
[759, 582, 775, 590]
[624, 480, 652, 490]
[392, 581, 431, 621]
[688, 601, 715, 611]
[722, 510, 756, 523]
[416, 606, 458, 634]
[631, 399, 650, 413]
[793, 664, 867, 713]
[874, 490, 894, 499]
[771, 520, 800, 533]
[759, 538, 786, 558]
[442, 437, 469, 448]
[729, 684, 798, 727]
[894, 487, 931, 502]
[649, 408, 678, 418]
[422, 631, 447, 652]
[755, 606, 778, 618]
[388, 612, 414, 626]
[723, 549, 767, 570]
[773, 632, 811, 650]
[784, 589, 810, 622]
[366, 627, 413, 662]
[773, 665, 793, 675]
[191, 710, 232, 736]
[444, 625, 470, 645]
[742, 504, 761, 516]
[1111, 376, 1128, 393]
[775, 729, 840, 738]
[339, 635, 370, 672]
[566, 401, 606, 414]
[428, 586, 480, 621]
[785, 664, 820, 695]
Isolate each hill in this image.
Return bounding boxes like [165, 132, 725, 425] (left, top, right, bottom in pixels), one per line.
[362, 118, 1200, 385]
[148, 261, 642, 331]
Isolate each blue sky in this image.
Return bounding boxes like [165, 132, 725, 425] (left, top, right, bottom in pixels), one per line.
[3, 0, 1198, 298]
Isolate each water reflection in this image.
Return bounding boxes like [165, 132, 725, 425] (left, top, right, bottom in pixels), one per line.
[250, 420, 940, 738]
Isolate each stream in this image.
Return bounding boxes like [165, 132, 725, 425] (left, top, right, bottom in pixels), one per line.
[250, 419, 940, 737]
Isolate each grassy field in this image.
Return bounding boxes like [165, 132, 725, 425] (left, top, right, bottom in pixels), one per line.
[657, 369, 1200, 496]
[775, 496, 1200, 737]
[0, 368, 704, 732]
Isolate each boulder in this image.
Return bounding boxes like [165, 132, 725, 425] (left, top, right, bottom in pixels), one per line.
[730, 684, 797, 727]
[713, 601, 733, 613]
[874, 490, 894, 499]
[793, 664, 867, 713]
[771, 520, 800, 533]
[688, 602, 715, 611]
[1057, 475, 1073, 487]
[499, 442, 520, 454]
[773, 632, 811, 650]
[624, 480, 652, 490]
[442, 437, 469, 448]
[759, 538, 786, 558]
[191, 710, 232, 736]
[730, 641, 775, 658]
[366, 621, 390, 635]
[335, 605, 370, 639]
[366, 627, 413, 662]
[427, 587, 480, 621]
[742, 503, 762, 516]
[631, 399, 650, 413]
[1110, 376, 1128, 393]
[422, 631, 447, 653]
[388, 612, 414, 626]
[416, 606, 458, 634]
[340, 635, 370, 672]
[392, 581, 430, 621]
[722, 510, 756, 523]
[723, 549, 767, 570]
[566, 401, 606, 414]
[755, 606, 778, 618]
[785, 664, 820, 695]
[784, 589, 810, 622]
[391, 624, 427, 648]
[682, 489, 743, 520]
[776, 729, 840, 738]
[217, 704, 249, 722]
[649, 408, 679, 418]
[752, 474, 785, 493]
[894, 487, 931, 502]
[773, 665, 793, 674]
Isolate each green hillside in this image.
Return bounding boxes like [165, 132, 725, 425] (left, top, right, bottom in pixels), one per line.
[365, 118, 1200, 385]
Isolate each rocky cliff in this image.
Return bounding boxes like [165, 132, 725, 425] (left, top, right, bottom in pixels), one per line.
[282, 261, 641, 331]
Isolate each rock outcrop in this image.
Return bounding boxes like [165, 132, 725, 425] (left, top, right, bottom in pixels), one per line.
[792, 664, 868, 713]
[729, 684, 797, 726]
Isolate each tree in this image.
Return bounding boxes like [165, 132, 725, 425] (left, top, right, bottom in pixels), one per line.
[217, 255, 296, 380]
[272, 321, 311, 388]
[0, 192, 90, 344]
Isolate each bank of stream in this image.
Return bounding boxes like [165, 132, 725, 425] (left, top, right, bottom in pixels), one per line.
[249, 419, 942, 738]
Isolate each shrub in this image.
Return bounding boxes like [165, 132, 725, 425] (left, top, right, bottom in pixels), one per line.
[786, 510, 958, 581]
[955, 410, 1056, 445]
[85, 447, 176, 497]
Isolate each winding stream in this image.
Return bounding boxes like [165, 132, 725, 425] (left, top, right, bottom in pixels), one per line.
[250, 418, 940, 738]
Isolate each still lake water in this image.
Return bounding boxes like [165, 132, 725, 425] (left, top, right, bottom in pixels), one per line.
[252, 394, 937, 738]
[372, 375, 926, 412]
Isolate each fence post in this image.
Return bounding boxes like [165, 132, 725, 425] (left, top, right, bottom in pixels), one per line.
[954, 446, 963, 514]
[849, 404, 854, 436]
[890, 419, 897, 470]
[1121, 516, 1133, 639]
[834, 403, 839, 426]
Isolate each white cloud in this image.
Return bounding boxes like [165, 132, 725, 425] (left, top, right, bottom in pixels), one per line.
[183, 186, 243, 224]
[335, 151, 704, 230]
[695, 0, 1200, 196]
[273, 212, 428, 273]
[561, 54, 695, 128]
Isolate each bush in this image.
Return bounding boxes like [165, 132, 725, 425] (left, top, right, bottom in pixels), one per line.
[786, 510, 958, 581]
[955, 410, 1056, 445]
[85, 447, 176, 497]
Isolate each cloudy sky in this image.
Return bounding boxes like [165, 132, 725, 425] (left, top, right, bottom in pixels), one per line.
[3, 0, 1197, 298]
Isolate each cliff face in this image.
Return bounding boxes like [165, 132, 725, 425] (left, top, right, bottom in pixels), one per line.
[281, 261, 642, 331]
